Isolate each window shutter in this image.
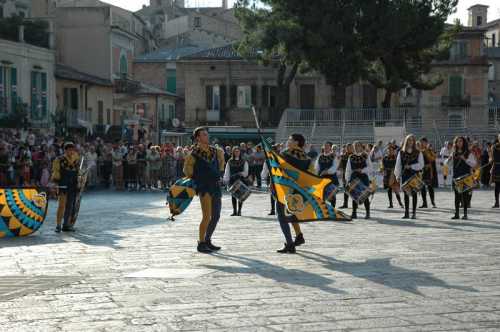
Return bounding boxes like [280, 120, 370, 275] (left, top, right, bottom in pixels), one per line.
[70, 88, 78, 110]
[220, 85, 227, 110]
[270, 86, 277, 107]
[63, 88, 69, 109]
[41, 72, 47, 118]
[230, 85, 237, 107]
[31, 71, 38, 119]
[11, 67, 17, 112]
[206, 85, 213, 110]
[251, 85, 257, 106]
[449, 76, 463, 97]
[262, 85, 269, 107]
[166, 69, 176, 94]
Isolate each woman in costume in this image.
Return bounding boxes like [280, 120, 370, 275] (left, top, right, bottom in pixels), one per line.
[223, 146, 249, 216]
[394, 134, 424, 219]
[382, 144, 403, 209]
[345, 141, 373, 219]
[447, 136, 477, 220]
[339, 143, 354, 209]
[315, 141, 339, 208]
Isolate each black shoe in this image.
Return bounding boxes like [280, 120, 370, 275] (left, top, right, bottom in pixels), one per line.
[432, 203, 437, 208]
[230, 212, 237, 216]
[451, 214, 459, 220]
[493, 204, 499, 209]
[411, 213, 416, 219]
[237, 210, 242, 216]
[55, 225, 62, 233]
[462, 215, 468, 220]
[197, 242, 213, 253]
[365, 213, 370, 220]
[207, 241, 221, 251]
[388, 205, 394, 209]
[340, 204, 348, 209]
[294, 233, 305, 246]
[419, 204, 428, 208]
[277, 243, 296, 254]
[402, 214, 410, 219]
[62, 225, 75, 232]
[351, 213, 357, 219]
[268, 211, 276, 215]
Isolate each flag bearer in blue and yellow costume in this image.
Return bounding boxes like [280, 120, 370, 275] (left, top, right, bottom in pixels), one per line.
[345, 141, 373, 219]
[274, 134, 311, 253]
[51, 142, 80, 233]
[315, 141, 339, 208]
[183, 127, 225, 253]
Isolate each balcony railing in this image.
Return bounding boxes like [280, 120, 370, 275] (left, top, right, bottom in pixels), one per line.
[441, 95, 471, 107]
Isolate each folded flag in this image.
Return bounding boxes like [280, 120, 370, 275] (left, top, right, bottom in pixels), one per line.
[166, 177, 196, 220]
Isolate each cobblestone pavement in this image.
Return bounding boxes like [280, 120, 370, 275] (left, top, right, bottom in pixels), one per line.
[1, 188, 500, 331]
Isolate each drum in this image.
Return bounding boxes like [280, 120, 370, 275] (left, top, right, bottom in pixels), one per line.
[401, 173, 424, 195]
[228, 179, 251, 202]
[324, 182, 340, 202]
[346, 178, 371, 204]
[453, 174, 478, 194]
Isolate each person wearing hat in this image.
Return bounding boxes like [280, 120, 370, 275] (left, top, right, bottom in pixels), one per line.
[51, 141, 81, 232]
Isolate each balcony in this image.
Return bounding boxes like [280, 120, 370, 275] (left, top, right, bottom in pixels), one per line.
[441, 95, 471, 107]
[114, 78, 141, 94]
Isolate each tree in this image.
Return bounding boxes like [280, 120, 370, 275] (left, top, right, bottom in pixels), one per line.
[358, 0, 459, 107]
[235, 0, 303, 125]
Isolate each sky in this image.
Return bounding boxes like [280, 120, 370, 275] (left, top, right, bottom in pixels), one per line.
[101, 0, 499, 24]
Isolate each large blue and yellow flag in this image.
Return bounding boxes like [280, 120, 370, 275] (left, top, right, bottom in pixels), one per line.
[263, 139, 351, 223]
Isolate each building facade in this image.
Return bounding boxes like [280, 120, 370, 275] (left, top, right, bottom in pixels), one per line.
[0, 0, 31, 18]
[0, 38, 56, 129]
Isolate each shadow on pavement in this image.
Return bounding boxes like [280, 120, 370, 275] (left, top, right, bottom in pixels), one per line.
[297, 251, 478, 296]
[203, 253, 344, 295]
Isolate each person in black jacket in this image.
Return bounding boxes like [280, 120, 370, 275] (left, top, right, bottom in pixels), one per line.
[223, 147, 249, 216]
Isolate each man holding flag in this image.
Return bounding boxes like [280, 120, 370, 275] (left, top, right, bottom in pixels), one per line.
[262, 133, 350, 254]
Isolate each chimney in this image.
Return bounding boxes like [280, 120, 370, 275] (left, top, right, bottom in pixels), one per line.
[222, 0, 228, 9]
[18, 24, 25, 43]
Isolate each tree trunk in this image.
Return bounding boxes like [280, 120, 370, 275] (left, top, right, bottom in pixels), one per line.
[382, 90, 392, 109]
[272, 61, 299, 126]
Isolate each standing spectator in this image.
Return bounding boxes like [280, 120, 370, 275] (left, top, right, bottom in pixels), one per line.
[101, 144, 113, 188]
[126, 146, 138, 190]
[0, 144, 10, 186]
[174, 146, 185, 180]
[112, 144, 124, 190]
[481, 142, 492, 187]
[85, 145, 98, 188]
[136, 144, 147, 190]
[148, 146, 162, 189]
[253, 145, 265, 188]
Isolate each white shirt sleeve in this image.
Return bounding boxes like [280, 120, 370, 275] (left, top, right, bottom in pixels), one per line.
[327, 158, 338, 175]
[362, 156, 372, 176]
[314, 158, 320, 174]
[466, 154, 477, 168]
[223, 162, 231, 185]
[242, 161, 249, 178]
[411, 152, 424, 171]
[394, 152, 402, 180]
[261, 162, 269, 179]
[345, 157, 352, 181]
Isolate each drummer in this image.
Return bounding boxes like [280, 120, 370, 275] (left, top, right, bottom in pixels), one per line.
[394, 134, 424, 219]
[223, 146, 249, 216]
[447, 136, 477, 220]
[315, 141, 339, 207]
[345, 141, 373, 219]
[382, 143, 403, 209]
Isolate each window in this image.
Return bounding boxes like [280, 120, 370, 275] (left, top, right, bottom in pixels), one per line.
[401, 86, 413, 98]
[166, 69, 176, 94]
[63, 88, 78, 110]
[450, 41, 468, 60]
[332, 86, 346, 108]
[31, 71, 48, 120]
[449, 76, 463, 98]
[476, 16, 482, 27]
[237, 86, 252, 108]
[119, 53, 128, 76]
[493, 33, 497, 47]
[98, 101, 104, 125]
[449, 114, 463, 128]
[106, 108, 111, 125]
[0, 66, 17, 113]
[300, 84, 315, 109]
[168, 104, 175, 119]
[362, 84, 377, 108]
[194, 17, 201, 28]
[489, 62, 496, 81]
[262, 85, 277, 107]
[206, 85, 221, 111]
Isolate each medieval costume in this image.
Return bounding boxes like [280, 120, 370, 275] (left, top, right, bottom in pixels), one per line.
[382, 147, 403, 208]
[395, 143, 424, 219]
[339, 147, 353, 208]
[345, 147, 373, 219]
[223, 154, 249, 216]
[420, 143, 437, 208]
[314, 151, 339, 207]
[491, 138, 500, 208]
